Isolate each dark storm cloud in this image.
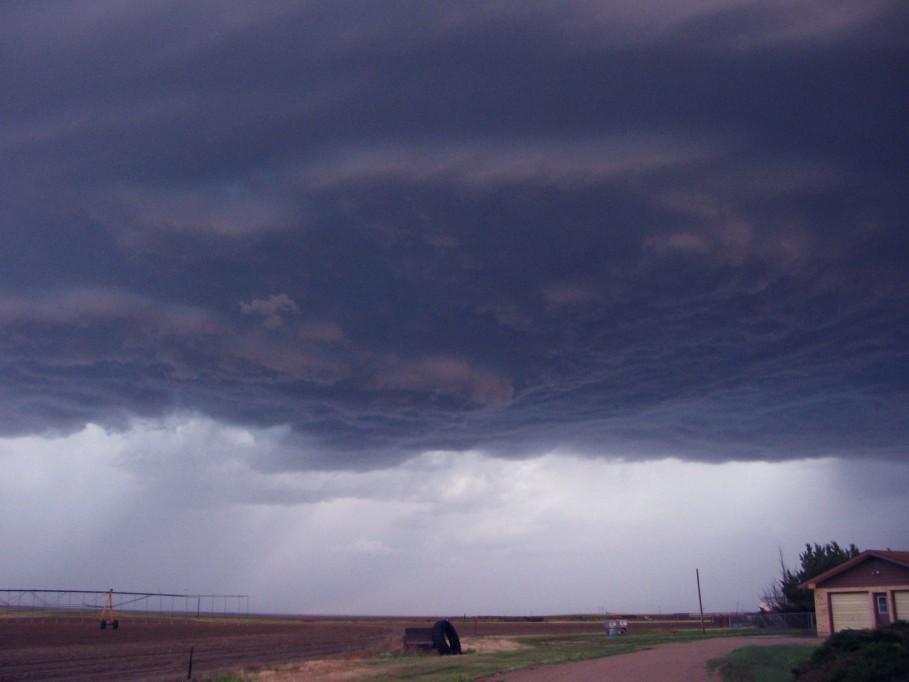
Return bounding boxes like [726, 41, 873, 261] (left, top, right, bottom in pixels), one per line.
[1, 1, 907, 468]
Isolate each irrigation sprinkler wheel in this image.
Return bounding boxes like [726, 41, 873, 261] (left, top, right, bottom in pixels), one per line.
[431, 619, 462, 655]
[100, 620, 107, 629]
[112, 620, 119, 629]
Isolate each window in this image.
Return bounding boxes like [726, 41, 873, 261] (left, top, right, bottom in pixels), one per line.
[877, 594, 889, 614]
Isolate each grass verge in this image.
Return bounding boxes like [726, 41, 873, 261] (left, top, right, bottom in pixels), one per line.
[254, 629, 791, 682]
[708, 644, 817, 682]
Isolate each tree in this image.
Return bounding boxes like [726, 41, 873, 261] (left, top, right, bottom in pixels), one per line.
[762, 541, 860, 613]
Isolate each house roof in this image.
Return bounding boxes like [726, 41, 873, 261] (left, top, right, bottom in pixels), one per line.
[799, 550, 909, 589]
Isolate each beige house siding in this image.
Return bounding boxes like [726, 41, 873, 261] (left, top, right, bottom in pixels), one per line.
[814, 588, 830, 635]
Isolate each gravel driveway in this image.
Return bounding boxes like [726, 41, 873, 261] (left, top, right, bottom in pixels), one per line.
[490, 635, 819, 681]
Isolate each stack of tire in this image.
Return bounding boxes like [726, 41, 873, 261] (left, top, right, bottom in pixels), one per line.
[431, 619, 461, 655]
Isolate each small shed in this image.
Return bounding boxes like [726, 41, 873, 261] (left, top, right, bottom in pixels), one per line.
[800, 549, 909, 637]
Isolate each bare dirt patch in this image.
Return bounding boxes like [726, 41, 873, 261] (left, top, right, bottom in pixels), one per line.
[463, 636, 530, 654]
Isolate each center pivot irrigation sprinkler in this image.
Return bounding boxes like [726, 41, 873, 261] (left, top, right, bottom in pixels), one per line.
[99, 589, 118, 630]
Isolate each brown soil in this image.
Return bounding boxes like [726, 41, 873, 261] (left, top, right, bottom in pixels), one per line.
[0, 615, 813, 681]
[0, 616, 399, 681]
[1, 615, 601, 680]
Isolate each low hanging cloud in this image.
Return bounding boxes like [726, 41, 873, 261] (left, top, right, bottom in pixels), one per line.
[373, 356, 514, 404]
[90, 183, 295, 238]
[241, 294, 301, 329]
[301, 135, 722, 191]
[3, 418, 908, 614]
[542, 282, 604, 307]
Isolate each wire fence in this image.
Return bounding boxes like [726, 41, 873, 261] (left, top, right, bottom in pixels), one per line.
[0, 589, 249, 622]
[690, 611, 815, 631]
[746, 610, 817, 631]
[599, 611, 817, 633]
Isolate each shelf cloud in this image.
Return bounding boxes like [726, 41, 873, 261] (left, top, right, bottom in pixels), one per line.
[1, 1, 906, 615]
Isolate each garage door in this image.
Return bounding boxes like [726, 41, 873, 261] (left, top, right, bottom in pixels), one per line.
[895, 591, 909, 621]
[830, 592, 872, 632]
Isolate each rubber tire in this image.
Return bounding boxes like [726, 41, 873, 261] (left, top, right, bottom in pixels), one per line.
[431, 619, 461, 655]
[100, 620, 107, 629]
[112, 620, 119, 630]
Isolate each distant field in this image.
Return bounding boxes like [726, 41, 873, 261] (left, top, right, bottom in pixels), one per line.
[0, 613, 799, 681]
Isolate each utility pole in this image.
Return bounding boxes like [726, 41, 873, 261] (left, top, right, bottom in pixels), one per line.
[696, 569, 705, 633]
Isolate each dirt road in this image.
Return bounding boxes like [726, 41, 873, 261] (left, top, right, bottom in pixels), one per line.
[490, 635, 819, 681]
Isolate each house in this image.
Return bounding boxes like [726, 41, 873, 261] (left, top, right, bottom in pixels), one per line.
[800, 549, 909, 636]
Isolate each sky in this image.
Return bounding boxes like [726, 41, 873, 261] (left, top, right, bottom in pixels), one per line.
[1, 1, 907, 617]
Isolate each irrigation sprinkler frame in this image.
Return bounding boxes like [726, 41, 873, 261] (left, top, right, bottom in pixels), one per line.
[0, 589, 250, 622]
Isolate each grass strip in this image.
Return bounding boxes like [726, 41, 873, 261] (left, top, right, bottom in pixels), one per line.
[707, 643, 817, 682]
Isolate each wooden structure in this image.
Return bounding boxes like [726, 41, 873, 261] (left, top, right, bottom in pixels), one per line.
[800, 549, 909, 636]
[402, 627, 436, 653]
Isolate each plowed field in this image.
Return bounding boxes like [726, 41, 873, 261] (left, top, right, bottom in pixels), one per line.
[0, 617, 399, 681]
[0, 615, 731, 681]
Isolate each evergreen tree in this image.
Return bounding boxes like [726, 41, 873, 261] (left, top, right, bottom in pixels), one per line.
[763, 541, 860, 612]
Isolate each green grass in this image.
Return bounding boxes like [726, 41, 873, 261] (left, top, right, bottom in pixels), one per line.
[351, 629, 784, 682]
[708, 644, 817, 682]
